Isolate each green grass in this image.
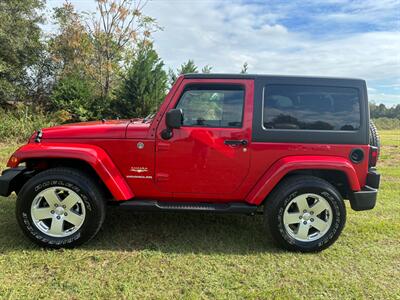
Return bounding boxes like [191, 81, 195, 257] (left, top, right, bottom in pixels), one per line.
[1, 131, 399, 299]
[373, 118, 400, 130]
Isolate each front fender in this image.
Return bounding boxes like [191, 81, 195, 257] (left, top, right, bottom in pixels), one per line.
[245, 155, 361, 205]
[8, 143, 134, 201]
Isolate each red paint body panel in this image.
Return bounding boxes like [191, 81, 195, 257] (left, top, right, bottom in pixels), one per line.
[242, 143, 369, 204]
[9, 143, 134, 200]
[41, 120, 132, 139]
[154, 79, 254, 201]
[6, 76, 371, 205]
[126, 120, 152, 139]
[245, 154, 364, 205]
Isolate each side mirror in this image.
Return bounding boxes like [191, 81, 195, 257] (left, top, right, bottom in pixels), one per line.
[162, 109, 183, 140]
[166, 109, 183, 129]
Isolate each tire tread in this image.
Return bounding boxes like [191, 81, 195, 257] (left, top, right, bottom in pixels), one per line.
[264, 175, 346, 252]
[16, 167, 106, 248]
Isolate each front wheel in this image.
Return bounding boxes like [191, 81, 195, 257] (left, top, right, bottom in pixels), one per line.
[265, 175, 346, 252]
[16, 167, 106, 248]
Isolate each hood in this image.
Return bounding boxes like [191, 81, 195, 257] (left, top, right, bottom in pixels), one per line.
[39, 119, 150, 140]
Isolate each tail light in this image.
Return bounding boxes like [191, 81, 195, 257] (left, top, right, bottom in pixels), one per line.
[369, 146, 378, 167]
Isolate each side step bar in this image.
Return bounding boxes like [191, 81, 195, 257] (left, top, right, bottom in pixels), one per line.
[118, 200, 258, 214]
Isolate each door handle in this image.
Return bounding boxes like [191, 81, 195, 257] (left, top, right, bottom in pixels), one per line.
[224, 139, 248, 146]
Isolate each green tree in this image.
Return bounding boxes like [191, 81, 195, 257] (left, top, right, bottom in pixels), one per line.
[201, 65, 213, 74]
[178, 59, 198, 74]
[369, 102, 400, 119]
[241, 62, 249, 74]
[0, 0, 45, 105]
[48, 2, 97, 120]
[50, 71, 96, 122]
[113, 40, 167, 118]
[169, 59, 210, 86]
[48, 0, 159, 119]
[26, 48, 55, 107]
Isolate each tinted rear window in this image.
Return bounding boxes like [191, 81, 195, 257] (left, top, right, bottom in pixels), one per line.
[263, 85, 361, 131]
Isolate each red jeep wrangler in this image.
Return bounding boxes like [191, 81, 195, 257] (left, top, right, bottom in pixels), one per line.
[0, 74, 380, 252]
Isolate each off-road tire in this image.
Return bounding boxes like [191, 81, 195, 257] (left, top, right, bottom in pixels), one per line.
[265, 175, 346, 252]
[16, 167, 106, 248]
[369, 120, 380, 156]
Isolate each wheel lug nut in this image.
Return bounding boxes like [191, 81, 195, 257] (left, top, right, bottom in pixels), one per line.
[51, 210, 55, 214]
[303, 210, 307, 213]
[56, 216, 60, 220]
[303, 221, 307, 225]
[55, 204, 58, 207]
[299, 216, 302, 219]
[311, 218, 314, 222]
[310, 211, 314, 215]
[64, 213, 68, 216]
[62, 205, 66, 209]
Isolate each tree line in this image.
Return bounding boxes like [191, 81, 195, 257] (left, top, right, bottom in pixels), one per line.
[369, 103, 400, 119]
[0, 0, 249, 122]
[0, 0, 397, 124]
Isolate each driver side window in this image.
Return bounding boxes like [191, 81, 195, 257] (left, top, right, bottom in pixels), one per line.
[176, 84, 245, 128]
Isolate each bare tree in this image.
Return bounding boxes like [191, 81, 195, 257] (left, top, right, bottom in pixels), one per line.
[86, 0, 159, 99]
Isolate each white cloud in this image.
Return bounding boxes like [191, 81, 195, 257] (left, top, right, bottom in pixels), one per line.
[145, 1, 399, 75]
[369, 92, 400, 106]
[44, 0, 400, 105]
[143, 0, 400, 105]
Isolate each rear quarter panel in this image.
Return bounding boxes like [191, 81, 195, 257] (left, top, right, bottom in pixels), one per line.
[244, 143, 368, 205]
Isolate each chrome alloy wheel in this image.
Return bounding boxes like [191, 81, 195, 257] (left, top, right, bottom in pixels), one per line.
[283, 193, 333, 242]
[30, 187, 86, 238]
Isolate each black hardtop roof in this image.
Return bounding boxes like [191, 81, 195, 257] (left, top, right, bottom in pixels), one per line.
[183, 73, 365, 83]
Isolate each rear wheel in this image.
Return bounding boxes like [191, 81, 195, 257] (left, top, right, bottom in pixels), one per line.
[16, 167, 106, 248]
[265, 175, 346, 252]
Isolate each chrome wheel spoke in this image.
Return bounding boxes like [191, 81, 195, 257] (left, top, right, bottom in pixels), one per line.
[296, 223, 310, 240]
[284, 212, 302, 225]
[295, 195, 310, 212]
[64, 212, 84, 227]
[31, 207, 52, 221]
[62, 193, 80, 210]
[283, 193, 333, 242]
[48, 218, 64, 235]
[311, 217, 329, 232]
[310, 200, 327, 215]
[42, 189, 60, 206]
[31, 187, 86, 238]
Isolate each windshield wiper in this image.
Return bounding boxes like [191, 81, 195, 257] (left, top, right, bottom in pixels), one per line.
[142, 113, 155, 123]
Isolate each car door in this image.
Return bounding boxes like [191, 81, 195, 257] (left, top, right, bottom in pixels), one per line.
[155, 79, 253, 201]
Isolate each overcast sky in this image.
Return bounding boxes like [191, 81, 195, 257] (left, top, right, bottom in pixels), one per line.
[44, 0, 400, 106]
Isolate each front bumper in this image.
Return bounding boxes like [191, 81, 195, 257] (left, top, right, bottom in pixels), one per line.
[349, 170, 380, 211]
[0, 167, 27, 197]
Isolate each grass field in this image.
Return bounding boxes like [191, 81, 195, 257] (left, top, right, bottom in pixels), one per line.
[0, 131, 399, 299]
